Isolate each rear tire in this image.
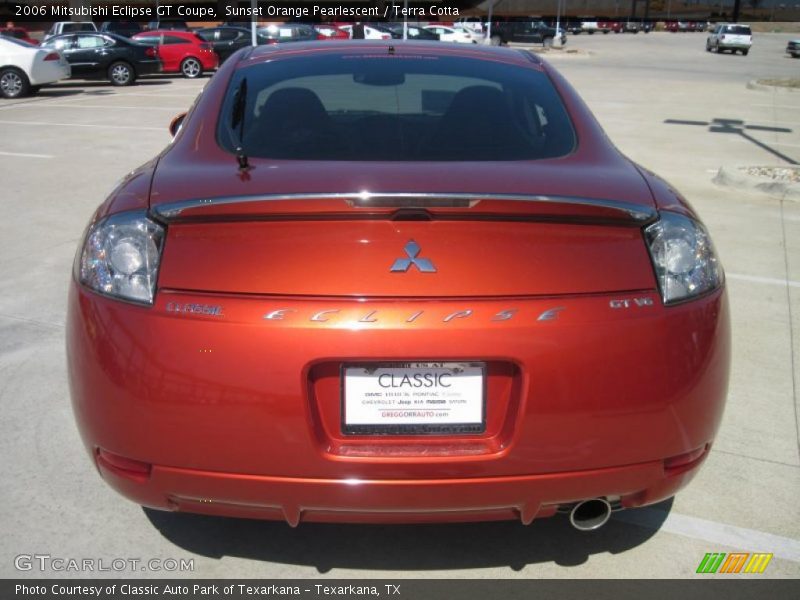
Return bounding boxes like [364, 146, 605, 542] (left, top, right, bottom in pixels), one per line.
[108, 62, 135, 86]
[180, 57, 203, 79]
[742, 49, 749, 56]
[0, 67, 30, 99]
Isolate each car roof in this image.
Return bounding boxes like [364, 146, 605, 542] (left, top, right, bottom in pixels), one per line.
[237, 40, 541, 70]
[0, 36, 37, 50]
[46, 31, 104, 39]
[138, 30, 198, 38]
[198, 26, 250, 32]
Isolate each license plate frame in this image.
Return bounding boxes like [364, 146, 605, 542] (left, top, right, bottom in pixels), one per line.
[341, 361, 486, 436]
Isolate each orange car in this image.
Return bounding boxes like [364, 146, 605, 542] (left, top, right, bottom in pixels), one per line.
[68, 41, 729, 531]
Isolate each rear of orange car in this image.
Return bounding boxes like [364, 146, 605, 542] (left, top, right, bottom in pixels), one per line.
[67, 43, 729, 530]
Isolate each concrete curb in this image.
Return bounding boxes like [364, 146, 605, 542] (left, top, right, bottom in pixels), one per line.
[713, 165, 800, 201]
[746, 79, 799, 92]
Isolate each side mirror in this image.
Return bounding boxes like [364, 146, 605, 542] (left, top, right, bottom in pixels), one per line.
[169, 112, 187, 138]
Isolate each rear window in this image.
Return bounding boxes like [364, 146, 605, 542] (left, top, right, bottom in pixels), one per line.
[218, 54, 576, 161]
[164, 35, 190, 45]
[723, 25, 751, 35]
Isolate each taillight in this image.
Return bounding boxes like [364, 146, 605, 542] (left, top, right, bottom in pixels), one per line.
[43, 52, 60, 61]
[381, 34, 391, 40]
[145, 46, 156, 58]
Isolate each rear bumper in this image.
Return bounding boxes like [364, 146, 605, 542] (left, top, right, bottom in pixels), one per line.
[30, 61, 70, 86]
[719, 41, 751, 49]
[67, 282, 730, 523]
[99, 451, 708, 525]
[136, 59, 162, 76]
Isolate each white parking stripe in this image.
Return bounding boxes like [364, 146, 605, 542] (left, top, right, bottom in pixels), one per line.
[0, 120, 162, 131]
[108, 92, 201, 99]
[752, 104, 800, 110]
[0, 104, 186, 111]
[616, 508, 800, 562]
[727, 273, 800, 288]
[0, 151, 53, 159]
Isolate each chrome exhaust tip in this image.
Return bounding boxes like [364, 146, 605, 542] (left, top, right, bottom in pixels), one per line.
[569, 498, 612, 531]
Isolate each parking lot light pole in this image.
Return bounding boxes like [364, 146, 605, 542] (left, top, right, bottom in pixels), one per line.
[403, 0, 409, 40]
[485, 0, 495, 45]
[555, 0, 563, 47]
[251, 0, 257, 46]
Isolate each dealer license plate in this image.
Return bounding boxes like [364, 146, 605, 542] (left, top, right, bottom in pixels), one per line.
[342, 362, 485, 435]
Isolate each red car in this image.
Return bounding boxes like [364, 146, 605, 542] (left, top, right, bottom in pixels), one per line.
[132, 30, 217, 78]
[314, 25, 349, 40]
[67, 42, 729, 531]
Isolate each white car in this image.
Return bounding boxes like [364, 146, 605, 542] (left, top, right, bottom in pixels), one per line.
[455, 17, 485, 35]
[0, 37, 70, 99]
[337, 24, 393, 40]
[706, 23, 752, 55]
[424, 25, 478, 44]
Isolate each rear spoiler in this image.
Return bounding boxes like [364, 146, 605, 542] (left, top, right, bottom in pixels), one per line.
[151, 192, 657, 225]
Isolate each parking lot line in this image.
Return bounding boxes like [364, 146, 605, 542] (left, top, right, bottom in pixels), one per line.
[109, 92, 201, 99]
[727, 273, 800, 288]
[0, 104, 188, 111]
[0, 150, 53, 159]
[616, 508, 800, 562]
[0, 120, 162, 131]
[752, 104, 800, 110]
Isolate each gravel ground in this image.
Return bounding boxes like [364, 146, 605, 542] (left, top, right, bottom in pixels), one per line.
[741, 166, 800, 182]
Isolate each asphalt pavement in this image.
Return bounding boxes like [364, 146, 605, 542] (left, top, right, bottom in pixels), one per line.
[0, 32, 798, 579]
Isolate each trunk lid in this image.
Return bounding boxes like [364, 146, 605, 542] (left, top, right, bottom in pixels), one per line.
[152, 159, 658, 298]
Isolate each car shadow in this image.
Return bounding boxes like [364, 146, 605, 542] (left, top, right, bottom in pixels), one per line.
[144, 498, 673, 573]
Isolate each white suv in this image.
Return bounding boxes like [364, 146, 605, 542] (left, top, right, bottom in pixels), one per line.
[706, 23, 752, 55]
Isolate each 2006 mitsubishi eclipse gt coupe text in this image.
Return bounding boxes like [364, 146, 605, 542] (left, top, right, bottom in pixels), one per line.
[67, 41, 729, 531]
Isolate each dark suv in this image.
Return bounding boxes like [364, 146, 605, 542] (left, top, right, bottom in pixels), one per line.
[99, 21, 143, 38]
[489, 20, 566, 47]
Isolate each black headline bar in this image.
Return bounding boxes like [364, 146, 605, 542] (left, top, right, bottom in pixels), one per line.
[2, 1, 798, 23]
[5, 580, 800, 600]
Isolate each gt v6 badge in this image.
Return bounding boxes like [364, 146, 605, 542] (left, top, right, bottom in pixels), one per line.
[609, 297, 654, 309]
[390, 240, 437, 273]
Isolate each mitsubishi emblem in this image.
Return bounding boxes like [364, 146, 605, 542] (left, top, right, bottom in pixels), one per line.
[390, 240, 437, 273]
